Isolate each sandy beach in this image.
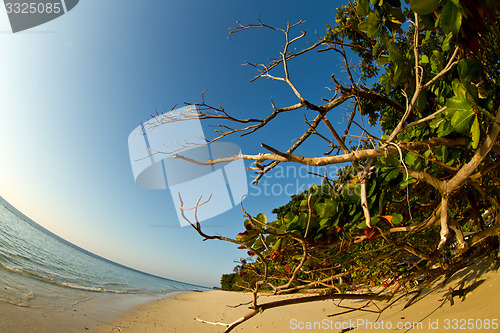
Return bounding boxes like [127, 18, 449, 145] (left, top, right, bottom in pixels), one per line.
[95, 259, 500, 333]
[0, 286, 169, 333]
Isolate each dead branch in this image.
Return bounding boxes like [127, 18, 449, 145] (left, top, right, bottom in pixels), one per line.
[172, 137, 466, 167]
[195, 293, 391, 333]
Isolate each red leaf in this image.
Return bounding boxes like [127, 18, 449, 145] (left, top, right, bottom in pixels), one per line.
[364, 228, 378, 240]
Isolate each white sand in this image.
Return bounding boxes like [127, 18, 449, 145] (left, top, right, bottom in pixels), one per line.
[95, 259, 500, 333]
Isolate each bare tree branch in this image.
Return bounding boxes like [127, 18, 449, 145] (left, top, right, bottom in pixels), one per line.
[172, 137, 465, 167]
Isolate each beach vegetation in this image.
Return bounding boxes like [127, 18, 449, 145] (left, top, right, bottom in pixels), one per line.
[154, 0, 500, 331]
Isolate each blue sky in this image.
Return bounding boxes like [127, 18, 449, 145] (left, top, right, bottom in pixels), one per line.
[0, 0, 360, 287]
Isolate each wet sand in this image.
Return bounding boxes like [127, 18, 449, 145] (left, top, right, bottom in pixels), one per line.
[0, 267, 177, 333]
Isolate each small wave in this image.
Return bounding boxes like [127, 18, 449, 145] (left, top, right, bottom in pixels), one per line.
[54, 281, 145, 294]
[70, 296, 93, 307]
[102, 282, 128, 288]
[0, 295, 43, 309]
[0, 262, 148, 295]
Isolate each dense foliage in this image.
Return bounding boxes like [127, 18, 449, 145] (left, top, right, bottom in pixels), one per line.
[158, 0, 500, 330]
[218, 0, 500, 296]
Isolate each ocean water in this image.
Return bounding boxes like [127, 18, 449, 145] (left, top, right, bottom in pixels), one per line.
[0, 195, 207, 325]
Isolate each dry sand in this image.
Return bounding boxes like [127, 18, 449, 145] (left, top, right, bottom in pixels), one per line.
[95, 259, 500, 333]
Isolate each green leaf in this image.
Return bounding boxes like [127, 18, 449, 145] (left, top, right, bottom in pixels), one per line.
[272, 238, 282, 251]
[343, 184, 361, 203]
[470, 115, 480, 149]
[430, 50, 443, 73]
[388, 41, 402, 63]
[399, 178, 417, 189]
[447, 98, 471, 116]
[478, 84, 488, 99]
[393, 63, 404, 83]
[297, 212, 308, 226]
[319, 218, 330, 229]
[358, 12, 380, 39]
[387, 7, 405, 25]
[349, 203, 358, 215]
[451, 109, 475, 134]
[315, 202, 330, 218]
[237, 230, 258, 243]
[462, 81, 479, 102]
[380, 154, 400, 168]
[410, 0, 440, 16]
[356, 219, 369, 229]
[256, 213, 267, 224]
[390, 213, 404, 224]
[377, 191, 385, 216]
[442, 32, 453, 51]
[404, 152, 418, 167]
[384, 168, 400, 182]
[452, 79, 466, 99]
[436, 145, 448, 161]
[447, 95, 474, 134]
[429, 117, 444, 129]
[253, 237, 264, 251]
[377, 55, 390, 65]
[332, 215, 341, 227]
[368, 193, 378, 208]
[416, 90, 428, 114]
[357, 0, 370, 17]
[420, 12, 436, 29]
[314, 234, 323, 241]
[283, 212, 294, 224]
[367, 181, 377, 197]
[265, 234, 276, 244]
[358, 18, 370, 33]
[458, 58, 481, 83]
[441, 1, 462, 35]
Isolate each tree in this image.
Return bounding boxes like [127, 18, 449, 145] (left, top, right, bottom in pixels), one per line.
[147, 1, 500, 331]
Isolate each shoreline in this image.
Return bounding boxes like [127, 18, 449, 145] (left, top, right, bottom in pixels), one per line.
[0, 271, 178, 333]
[95, 259, 500, 332]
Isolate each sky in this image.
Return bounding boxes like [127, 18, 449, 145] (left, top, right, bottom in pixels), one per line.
[0, 0, 362, 287]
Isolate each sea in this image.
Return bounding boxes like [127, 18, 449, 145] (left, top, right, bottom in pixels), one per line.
[0, 195, 208, 331]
